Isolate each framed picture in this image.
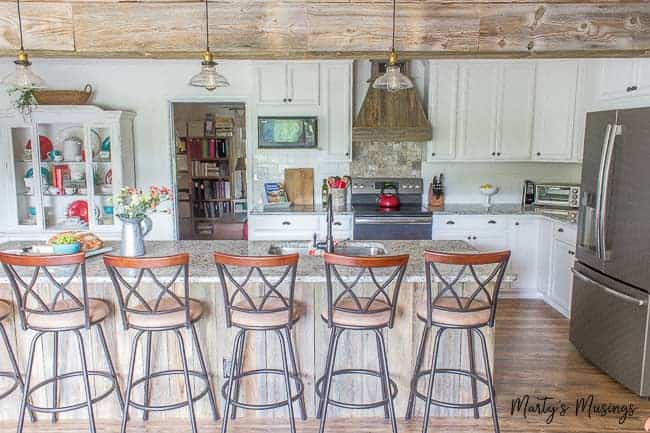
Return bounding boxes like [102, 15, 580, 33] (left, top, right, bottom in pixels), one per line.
[258, 117, 318, 149]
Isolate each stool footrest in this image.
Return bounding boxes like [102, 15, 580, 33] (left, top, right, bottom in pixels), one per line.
[127, 369, 211, 412]
[412, 368, 493, 410]
[316, 368, 398, 410]
[26, 371, 117, 414]
[221, 368, 304, 411]
[0, 371, 20, 400]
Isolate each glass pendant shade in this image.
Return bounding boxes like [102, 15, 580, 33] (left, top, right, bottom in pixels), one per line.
[373, 65, 413, 92]
[1, 55, 45, 89]
[189, 62, 229, 91]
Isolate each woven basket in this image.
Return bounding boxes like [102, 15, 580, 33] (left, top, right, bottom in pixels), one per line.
[34, 84, 93, 105]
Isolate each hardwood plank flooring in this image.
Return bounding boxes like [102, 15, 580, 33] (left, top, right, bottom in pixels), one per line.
[2, 299, 649, 433]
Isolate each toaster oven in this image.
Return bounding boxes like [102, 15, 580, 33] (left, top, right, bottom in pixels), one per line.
[534, 183, 581, 208]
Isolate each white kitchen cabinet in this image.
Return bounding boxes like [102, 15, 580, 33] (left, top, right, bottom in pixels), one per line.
[321, 61, 352, 161]
[319, 213, 353, 240]
[457, 63, 500, 160]
[248, 214, 320, 241]
[469, 233, 508, 252]
[598, 59, 650, 101]
[548, 238, 575, 318]
[432, 215, 508, 252]
[255, 62, 320, 106]
[426, 63, 459, 161]
[507, 216, 540, 295]
[496, 63, 536, 160]
[532, 61, 579, 161]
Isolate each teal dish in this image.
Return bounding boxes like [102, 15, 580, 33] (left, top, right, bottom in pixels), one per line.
[101, 136, 110, 151]
[25, 167, 51, 184]
[53, 242, 81, 254]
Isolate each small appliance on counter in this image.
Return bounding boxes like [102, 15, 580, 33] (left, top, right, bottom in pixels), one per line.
[428, 174, 444, 210]
[534, 183, 580, 208]
[522, 180, 535, 205]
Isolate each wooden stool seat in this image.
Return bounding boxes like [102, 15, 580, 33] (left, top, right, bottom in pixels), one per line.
[127, 298, 204, 329]
[231, 296, 303, 328]
[416, 297, 491, 327]
[0, 300, 11, 322]
[26, 298, 110, 330]
[320, 297, 391, 328]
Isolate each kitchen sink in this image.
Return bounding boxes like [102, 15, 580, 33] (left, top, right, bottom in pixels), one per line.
[268, 242, 386, 257]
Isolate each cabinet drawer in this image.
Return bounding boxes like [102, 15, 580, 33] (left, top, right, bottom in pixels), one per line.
[433, 215, 508, 232]
[249, 214, 320, 232]
[553, 222, 577, 245]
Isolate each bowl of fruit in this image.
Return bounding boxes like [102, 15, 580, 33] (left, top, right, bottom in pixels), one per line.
[479, 184, 499, 207]
[49, 233, 81, 255]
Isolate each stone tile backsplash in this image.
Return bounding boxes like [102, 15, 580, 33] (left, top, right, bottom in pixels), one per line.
[351, 141, 423, 178]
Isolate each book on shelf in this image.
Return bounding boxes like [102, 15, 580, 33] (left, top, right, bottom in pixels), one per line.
[193, 180, 231, 201]
[193, 200, 232, 219]
[263, 182, 291, 209]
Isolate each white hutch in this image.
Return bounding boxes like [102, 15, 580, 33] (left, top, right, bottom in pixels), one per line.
[0, 106, 135, 240]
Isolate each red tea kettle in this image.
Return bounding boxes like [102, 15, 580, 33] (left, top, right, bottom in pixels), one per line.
[378, 188, 400, 209]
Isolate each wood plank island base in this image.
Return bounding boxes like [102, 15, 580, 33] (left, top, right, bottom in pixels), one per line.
[0, 240, 505, 424]
[1, 300, 649, 432]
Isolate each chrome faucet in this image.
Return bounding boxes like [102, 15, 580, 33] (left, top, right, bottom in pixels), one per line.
[313, 193, 335, 253]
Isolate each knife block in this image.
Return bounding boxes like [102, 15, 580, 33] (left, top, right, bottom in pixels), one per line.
[428, 184, 444, 210]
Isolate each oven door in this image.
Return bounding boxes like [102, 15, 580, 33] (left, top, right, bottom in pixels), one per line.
[353, 216, 432, 240]
[534, 185, 572, 207]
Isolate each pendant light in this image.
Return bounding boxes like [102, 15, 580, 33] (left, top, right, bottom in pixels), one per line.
[189, 0, 229, 91]
[372, 0, 413, 92]
[1, 0, 46, 89]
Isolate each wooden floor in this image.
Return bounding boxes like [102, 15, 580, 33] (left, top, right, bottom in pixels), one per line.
[2, 299, 649, 433]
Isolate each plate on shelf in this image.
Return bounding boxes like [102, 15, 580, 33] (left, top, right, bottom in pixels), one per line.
[67, 200, 89, 223]
[25, 136, 53, 161]
[105, 169, 112, 185]
[25, 166, 51, 184]
[55, 127, 101, 160]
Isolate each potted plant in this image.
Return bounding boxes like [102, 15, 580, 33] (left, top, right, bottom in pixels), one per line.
[115, 186, 172, 256]
[49, 232, 81, 255]
[7, 87, 38, 119]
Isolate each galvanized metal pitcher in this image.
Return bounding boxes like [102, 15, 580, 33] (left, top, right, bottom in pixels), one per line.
[119, 215, 152, 257]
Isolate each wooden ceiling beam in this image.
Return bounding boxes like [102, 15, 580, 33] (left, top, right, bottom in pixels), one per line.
[0, 1, 648, 59]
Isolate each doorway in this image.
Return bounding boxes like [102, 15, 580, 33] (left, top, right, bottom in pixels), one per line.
[171, 102, 247, 240]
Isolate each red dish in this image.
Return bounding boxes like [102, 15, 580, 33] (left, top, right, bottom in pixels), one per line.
[26, 135, 54, 161]
[67, 200, 89, 223]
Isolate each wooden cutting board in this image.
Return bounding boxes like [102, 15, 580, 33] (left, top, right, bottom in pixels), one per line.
[284, 168, 314, 207]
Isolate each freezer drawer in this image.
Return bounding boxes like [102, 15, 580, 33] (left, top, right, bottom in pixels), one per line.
[569, 262, 650, 396]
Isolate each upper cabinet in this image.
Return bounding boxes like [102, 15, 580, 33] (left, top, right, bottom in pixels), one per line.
[598, 59, 650, 100]
[426, 59, 582, 163]
[255, 62, 320, 106]
[532, 61, 579, 162]
[321, 61, 353, 161]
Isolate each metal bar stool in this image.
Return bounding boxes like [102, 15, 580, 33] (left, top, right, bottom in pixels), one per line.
[214, 252, 306, 433]
[104, 254, 219, 433]
[405, 250, 510, 433]
[0, 299, 35, 422]
[316, 253, 409, 433]
[0, 252, 124, 433]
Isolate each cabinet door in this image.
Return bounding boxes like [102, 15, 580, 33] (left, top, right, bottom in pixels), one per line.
[457, 63, 499, 160]
[549, 239, 575, 317]
[426, 63, 458, 161]
[532, 61, 578, 161]
[257, 63, 288, 104]
[322, 62, 352, 160]
[470, 232, 508, 252]
[634, 59, 650, 98]
[598, 59, 637, 100]
[496, 63, 535, 160]
[508, 217, 539, 292]
[288, 63, 320, 105]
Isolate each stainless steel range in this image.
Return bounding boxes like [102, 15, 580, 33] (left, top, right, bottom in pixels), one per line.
[351, 177, 432, 240]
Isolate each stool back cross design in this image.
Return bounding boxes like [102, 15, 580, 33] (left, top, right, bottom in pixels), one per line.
[104, 254, 219, 433]
[0, 252, 124, 433]
[214, 252, 306, 433]
[317, 253, 409, 433]
[406, 250, 510, 433]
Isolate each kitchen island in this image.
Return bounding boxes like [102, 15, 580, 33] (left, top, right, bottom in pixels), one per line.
[0, 240, 510, 422]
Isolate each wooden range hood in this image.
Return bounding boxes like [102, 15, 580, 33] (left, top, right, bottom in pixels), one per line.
[352, 86, 432, 142]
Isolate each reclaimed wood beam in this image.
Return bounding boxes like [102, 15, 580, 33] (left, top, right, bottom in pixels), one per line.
[0, 1, 648, 58]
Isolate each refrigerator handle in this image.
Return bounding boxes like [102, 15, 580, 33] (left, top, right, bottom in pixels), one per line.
[595, 124, 612, 260]
[599, 124, 622, 261]
[572, 268, 647, 307]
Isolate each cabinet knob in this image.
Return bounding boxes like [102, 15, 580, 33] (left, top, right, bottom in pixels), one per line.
[467, 236, 471, 240]
[627, 85, 639, 92]
[515, 221, 520, 226]
[282, 221, 291, 226]
[569, 250, 575, 256]
[283, 98, 287, 103]
[431, 152, 436, 157]
[345, 152, 349, 157]
[497, 152, 501, 156]
[558, 228, 564, 233]
[536, 152, 541, 156]
[488, 220, 496, 224]
[288, 98, 293, 103]
[446, 220, 455, 225]
[491, 152, 496, 156]
[472, 236, 477, 240]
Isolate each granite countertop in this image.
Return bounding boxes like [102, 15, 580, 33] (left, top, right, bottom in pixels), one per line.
[431, 203, 577, 224]
[250, 205, 354, 215]
[0, 240, 511, 284]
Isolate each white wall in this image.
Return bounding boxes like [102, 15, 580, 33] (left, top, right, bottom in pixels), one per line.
[0, 57, 255, 239]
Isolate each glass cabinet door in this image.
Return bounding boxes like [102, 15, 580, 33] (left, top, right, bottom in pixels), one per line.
[36, 122, 91, 231]
[86, 126, 115, 228]
[11, 126, 40, 226]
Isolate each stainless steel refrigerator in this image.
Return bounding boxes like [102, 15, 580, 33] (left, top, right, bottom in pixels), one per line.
[570, 107, 650, 396]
